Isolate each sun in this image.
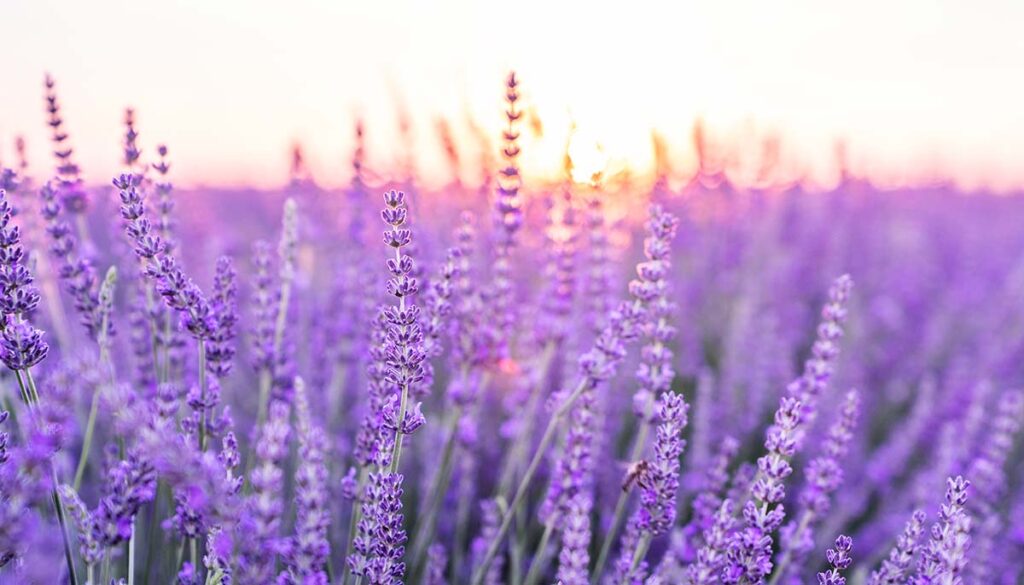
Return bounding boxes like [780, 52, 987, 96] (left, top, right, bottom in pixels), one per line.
[567, 129, 609, 185]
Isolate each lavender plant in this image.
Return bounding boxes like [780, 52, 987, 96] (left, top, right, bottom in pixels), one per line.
[0, 71, 1022, 585]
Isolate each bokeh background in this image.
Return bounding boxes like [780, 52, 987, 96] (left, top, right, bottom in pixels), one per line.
[2, 0, 1023, 191]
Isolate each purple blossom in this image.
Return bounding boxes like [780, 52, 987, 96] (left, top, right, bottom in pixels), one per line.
[913, 476, 971, 585]
[349, 471, 408, 585]
[39, 179, 103, 338]
[238, 400, 291, 583]
[280, 379, 330, 583]
[0, 316, 49, 371]
[869, 510, 927, 585]
[115, 172, 213, 339]
[817, 535, 853, 585]
[425, 543, 448, 585]
[555, 493, 592, 585]
[637, 391, 688, 536]
[207, 256, 239, 378]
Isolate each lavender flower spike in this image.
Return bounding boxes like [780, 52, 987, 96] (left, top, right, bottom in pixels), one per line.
[280, 378, 330, 584]
[348, 470, 408, 585]
[772, 390, 861, 584]
[785, 274, 853, 442]
[471, 205, 678, 585]
[555, 494, 592, 585]
[490, 70, 524, 358]
[723, 396, 802, 584]
[912, 476, 971, 585]
[39, 179, 104, 338]
[237, 400, 291, 584]
[206, 256, 239, 378]
[818, 535, 853, 585]
[869, 510, 926, 585]
[115, 172, 213, 340]
[379, 189, 425, 472]
[638, 391, 689, 536]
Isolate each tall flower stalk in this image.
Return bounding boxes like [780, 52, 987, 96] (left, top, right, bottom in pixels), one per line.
[0, 186, 78, 584]
[592, 205, 680, 580]
[470, 205, 679, 585]
[378, 189, 426, 473]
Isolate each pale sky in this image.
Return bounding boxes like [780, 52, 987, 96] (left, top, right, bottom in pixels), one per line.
[2, 0, 1023, 191]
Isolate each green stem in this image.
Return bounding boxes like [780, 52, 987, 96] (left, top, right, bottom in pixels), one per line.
[522, 521, 556, 585]
[592, 399, 654, 583]
[623, 533, 652, 584]
[510, 500, 526, 585]
[341, 467, 369, 585]
[387, 382, 410, 474]
[101, 555, 111, 585]
[160, 311, 173, 383]
[128, 522, 136, 585]
[766, 511, 813, 585]
[143, 482, 166, 585]
[73, 388, 101, 490]
[197, 340, 208, 451]
[497, 343, 556, 496]
[51, 475, 80, 585]
[255, 252, 294, 430]
[451, 460, 474, 584]
[16, 369, 78, 585]
[409, 405, 463, 577]
[471, 377, 588, 585]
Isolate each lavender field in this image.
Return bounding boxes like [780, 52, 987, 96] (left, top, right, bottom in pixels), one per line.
[0, 70, 1022, 585]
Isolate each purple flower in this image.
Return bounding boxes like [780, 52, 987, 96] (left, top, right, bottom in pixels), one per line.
[94, 451, 157, 546]
[536, 188, 578, 345]
[869, 510, 927, 585]
[722, 396, 802, 584]
[540, 384, 597, 523]
[59, 485, 104, 566]
[488, 71, 525, 360]
[43, 74, 88, 212]
[785, 275, 853, 441]
[238, 400, 291, 583]
[0, 316, 49, 371]
[349, 471, 408, 585]
[115, 172, 213, 339]
[470, 501, 504, 585]
[817, 535, 853, 585]
[638, 391, 688, 536]
[425, 543, 448, 585]
[0, 189, 41, 317]
[122, 108, 141, 169]
[207, 256, 239, 378]
[379, 189, 426, 452]
[689, 500, 738, 585]
[39, 179, 104, 338]
[964, 390, 1023, 583]
[281, 379, 330, 583]
[777, 390, 862, 579]
[418, 248, 460, 398]
[913, 476, 971, 585]
[151, 144, 177, 254]
[555, 493, 592, 585]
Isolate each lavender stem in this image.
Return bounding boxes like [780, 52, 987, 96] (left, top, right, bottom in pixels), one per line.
[471, 376, 588, 585]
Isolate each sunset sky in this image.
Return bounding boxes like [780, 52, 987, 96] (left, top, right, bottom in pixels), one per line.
[2, 0, 1023, 191]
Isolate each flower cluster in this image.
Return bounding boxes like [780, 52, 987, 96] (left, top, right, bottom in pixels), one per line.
[39, 179, 103, 338]
[638, 391, 689, 536]
[115, 172, 214, 339]
[818, 535, 853, 585]
[2, 70, 1023, 585]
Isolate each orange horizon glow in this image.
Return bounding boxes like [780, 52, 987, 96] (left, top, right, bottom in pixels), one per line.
[2, 0, 1024, 193]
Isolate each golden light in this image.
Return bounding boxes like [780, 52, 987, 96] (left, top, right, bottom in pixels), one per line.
[567, 129, 609, 186]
